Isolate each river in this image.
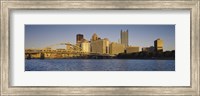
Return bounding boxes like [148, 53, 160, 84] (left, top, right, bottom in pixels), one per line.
[25, 59, 175, 71]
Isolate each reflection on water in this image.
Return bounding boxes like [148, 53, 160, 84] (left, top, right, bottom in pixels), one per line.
[25, 59, 175, 71]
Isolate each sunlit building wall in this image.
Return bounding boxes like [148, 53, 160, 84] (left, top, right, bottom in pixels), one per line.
[91, 33, 99, 41]
[125, 46, 140, 53]
[81, 41, 90, 53]
[31, 54, 41, 58]
[154, 38, 163, 52]
[109, 42, 125, 55]
[90, 38, 110, 54]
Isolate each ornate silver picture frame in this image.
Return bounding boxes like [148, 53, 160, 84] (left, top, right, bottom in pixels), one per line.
[1, 0, 199, 95]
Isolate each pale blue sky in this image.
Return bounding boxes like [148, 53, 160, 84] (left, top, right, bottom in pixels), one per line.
[25, 25, 175, 51]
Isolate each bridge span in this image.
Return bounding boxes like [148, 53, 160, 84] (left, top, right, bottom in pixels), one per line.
[25, 42, 113, 59]
[25, 51, 113, 59]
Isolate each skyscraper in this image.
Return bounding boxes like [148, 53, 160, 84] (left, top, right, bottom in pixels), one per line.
[121, 30, 128, 47]
[154, 38, 163, 52]
[76, 34, 84, 44]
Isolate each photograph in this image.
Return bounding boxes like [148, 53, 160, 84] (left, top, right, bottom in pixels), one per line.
[1, 0, 199, 95]
[25, 25, 175, 71]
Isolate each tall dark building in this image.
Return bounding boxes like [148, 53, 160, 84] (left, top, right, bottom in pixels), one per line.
[120, 30, 128, 47]
[76, 34, 84, 44]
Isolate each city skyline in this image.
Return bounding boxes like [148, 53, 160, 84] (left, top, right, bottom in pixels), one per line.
[25, 25, 175, 51]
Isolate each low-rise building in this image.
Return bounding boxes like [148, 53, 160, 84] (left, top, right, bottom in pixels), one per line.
[142, 46, 154, 52]
[90, 38, 109, 54]
[42, 47, 52, 52]
[125, 46, 140, 53]
[109, 42, 125, 55]
[81, 41, 90, 53]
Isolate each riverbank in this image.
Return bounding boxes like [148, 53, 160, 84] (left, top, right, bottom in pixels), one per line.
[26, 57, 175, 60]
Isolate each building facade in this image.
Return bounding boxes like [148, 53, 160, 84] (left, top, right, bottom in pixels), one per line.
[154, 38, 163, 52]
[90, 38, 109, 54]
[76, 34, 84, 44]
[125, 46, 140, 53]
[109, 42, 125, 55]
[80, 41, 90, 53]
[142, 46, 155, 52]
[91, 33, 99, 41]
[121, 30, 128, 47]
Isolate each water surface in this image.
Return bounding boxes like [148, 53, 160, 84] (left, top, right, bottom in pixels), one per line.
[25, 59, 175, 71]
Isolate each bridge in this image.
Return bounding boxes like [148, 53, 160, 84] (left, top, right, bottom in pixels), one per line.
[25, 42, 85, 59]
[25, 42, 112, 59]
